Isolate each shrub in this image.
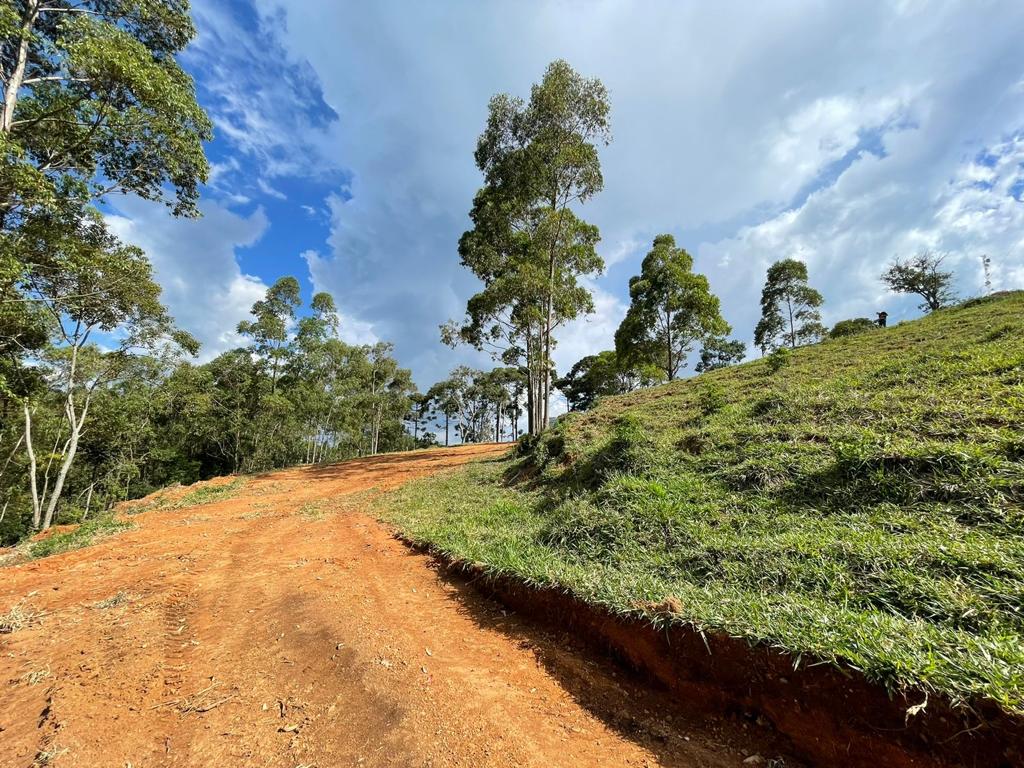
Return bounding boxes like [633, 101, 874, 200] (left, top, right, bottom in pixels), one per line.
[765, 346, 791, 373]
[830, 317, 877, 338]
[697, 383, 727, 415]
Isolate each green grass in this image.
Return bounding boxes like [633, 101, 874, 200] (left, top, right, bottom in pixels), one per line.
[378, 292, 1024, 713]
[130, 477, 246, 514]
[27, 514, 133, 559]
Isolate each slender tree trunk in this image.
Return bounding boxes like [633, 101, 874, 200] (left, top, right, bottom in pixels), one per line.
[666, 307, 674, 381]
[525, 337, 535, 436]
[1, 0, 39, 134]
[82, 484, 93, 522]
[23, 403, 41, 530]
[43, 392, 90, 530]
[786, 297, 796, 349]
[371, 402, 383, 454]
[444, 413, 449, 447]
[542, 283, 553, 432]
[0, 432, 24, 486]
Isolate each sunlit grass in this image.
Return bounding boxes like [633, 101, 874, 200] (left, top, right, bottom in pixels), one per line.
[379, 292, 1024, 713]
[27, 515, 133, 559]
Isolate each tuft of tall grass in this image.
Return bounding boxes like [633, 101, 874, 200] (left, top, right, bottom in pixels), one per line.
[28, 515, 132, 559]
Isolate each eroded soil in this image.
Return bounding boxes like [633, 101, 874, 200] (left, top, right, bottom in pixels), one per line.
[1, 445, 793, 767]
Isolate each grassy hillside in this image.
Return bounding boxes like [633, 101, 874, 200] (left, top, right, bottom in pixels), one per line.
[379, 292, 1024, 713]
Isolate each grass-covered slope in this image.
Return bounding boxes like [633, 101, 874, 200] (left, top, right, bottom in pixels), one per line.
[379, 292, 1024, 713]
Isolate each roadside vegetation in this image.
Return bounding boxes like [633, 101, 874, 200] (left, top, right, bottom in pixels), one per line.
[380, 291, 1024, 714]
[26, 514, 132, 559]
[0, 513, 132, 566]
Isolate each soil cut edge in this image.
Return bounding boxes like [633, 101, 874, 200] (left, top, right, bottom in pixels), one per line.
[394, 537, 1023, 768]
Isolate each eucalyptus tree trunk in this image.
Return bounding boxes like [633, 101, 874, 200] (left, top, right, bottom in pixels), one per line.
[1, 0, 40, 133]
[42, 380, 91, 530]
[23, 403, 41, 530]
[786, 297, 796, 349]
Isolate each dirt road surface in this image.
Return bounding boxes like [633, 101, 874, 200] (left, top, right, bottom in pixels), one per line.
[1, 445, 792, 767]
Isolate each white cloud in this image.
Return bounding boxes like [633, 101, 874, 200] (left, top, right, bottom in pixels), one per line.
[554, 280, 628, 376]
[256, 177, 287, 201]
[603, 238, 645, 269]
[699, 130, 1024, 339]
[174, 0, 1024, 388]
[762, 91, 911, 198]
[106, 198, 271, 361]
[186, 2, 344, 182]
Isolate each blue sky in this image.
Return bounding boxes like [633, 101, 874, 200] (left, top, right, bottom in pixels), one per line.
[106, 0, 1024, 407]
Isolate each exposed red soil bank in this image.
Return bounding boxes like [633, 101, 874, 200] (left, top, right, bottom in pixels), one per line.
[0, 445, 797, 767]
[428, 560, 1023, 768]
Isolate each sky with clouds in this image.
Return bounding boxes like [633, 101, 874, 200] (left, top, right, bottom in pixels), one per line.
[107, 0, 1024, 406]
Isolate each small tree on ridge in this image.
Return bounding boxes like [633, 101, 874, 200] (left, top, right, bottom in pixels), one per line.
[753, 259, 825, 353]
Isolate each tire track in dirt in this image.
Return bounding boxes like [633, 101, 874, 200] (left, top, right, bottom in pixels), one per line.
[0, 445, 798, 767]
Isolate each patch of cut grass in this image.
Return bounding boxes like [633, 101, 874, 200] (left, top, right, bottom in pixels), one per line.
[0, 601, 43, 633]
[378, 292, 1024, 714]
[28, 514, 132, 559]
[93, 591, 132, 610]
[173, 478, 246, 508]
[33, 746, 68, 766]
[129, 478, 247, 515]
[23, 665, 51, 685]
[299, 500, 328, 520]
[301, 489, 382, 521]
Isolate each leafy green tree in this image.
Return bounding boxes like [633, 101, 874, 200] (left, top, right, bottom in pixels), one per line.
[615, 235, 729, 381]
[695, 337, 746, 373]
[238, 277, 301, 394]
[453, 367, 490, 443]
[829, 318, 877, 339]
[15, 207, 195, 530]
[0, 0, 210, 534]
[426, 378, 461, 447]
[753, 259, 826, 353]
[555, 350, 654, 411]
[360, 343, 414, 455]
[0, 0, 211, 220]
[881, 252, 956, 312]
[405, 392, 434, 443]
[448, 60, 610, 436]
[473, 366, 524, 441]
[288, 291, 344, 463]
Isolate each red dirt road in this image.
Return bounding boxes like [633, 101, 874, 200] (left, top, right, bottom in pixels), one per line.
[1, 445, 790, 767]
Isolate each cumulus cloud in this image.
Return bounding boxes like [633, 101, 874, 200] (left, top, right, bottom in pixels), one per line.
[185, 2, 342, 183]
[112, 0, 1024, 396]
[233, 0, 1024, 388]
[700, 127, 1024, 349]
[105, 198, 271, 361]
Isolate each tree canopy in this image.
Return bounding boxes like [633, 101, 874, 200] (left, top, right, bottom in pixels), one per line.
[753, 259, 826, 352]
[1, 0, 212, 222]
[446, 60, 610, 436]
[615, 234, 729, 381]
[0, 0, 212, 537]
[881, 252, 956, 312]
[694, 336, 746, 373]
[554, 350, 657, 411]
